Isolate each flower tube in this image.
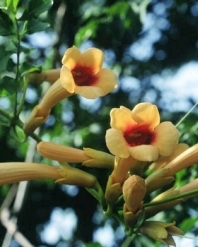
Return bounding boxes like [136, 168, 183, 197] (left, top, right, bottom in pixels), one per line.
[144, 188, 182, 219]
[165, 143, 198, 176]
[0, 162, 60, 185]
[0, 162, 98, 189]
[110, 155, 137, 184]
[106, 103, 179, 162]
[150, 143, 189, 170]
[178, 178, 198, 199]
[24, 79, 72, 134]
[104, 156, 138, 203]
[37, 141, 114, 168]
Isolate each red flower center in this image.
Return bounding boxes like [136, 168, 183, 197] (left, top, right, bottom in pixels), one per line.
[71, 65, 98, 86]
[123, 124, 155, 147]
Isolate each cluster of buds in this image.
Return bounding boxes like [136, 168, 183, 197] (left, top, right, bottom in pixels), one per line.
[1, 46, 198, 246]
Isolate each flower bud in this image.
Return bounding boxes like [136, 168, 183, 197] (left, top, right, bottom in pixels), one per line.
[37, 142, 114, 169]
[145, 168, 174, 194]
[123, 203, 142, 228]
[105, 175, 122, 204]
[179, 178, 198, 199]
[0, 162, 61, 185]
[166, 144, 198, 176]
[140, 221, 183, 246]
[150, 143, 189, 170]
[83, 148, 114, 168]
[144, 188, 182, 219]
[123, 175, 146, 213]
[37, 141, 89, 163]
[56, 165, 97, 188]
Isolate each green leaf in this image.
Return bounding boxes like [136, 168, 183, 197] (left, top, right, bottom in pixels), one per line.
[0, 9, 14, 36]
[84, 243, 104, 247]
[0, 49, 13, 72]
[75, 20, 99, 46]
[20, 64, 42, 77]
[20, 0, 53, 20]
[6, 0, 19, 13]
[0, 76, 15, 96]
[26, 19, 50, 34]
[179, 217, 198, 233]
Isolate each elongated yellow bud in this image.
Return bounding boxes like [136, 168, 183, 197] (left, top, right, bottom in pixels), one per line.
[144, 188, 182, 219]
[144, 199, 182, 219]
[57, 165, 97, 188]
[0, 162, 61, 185]
[37, 142, 114, 169]
[150, 143, 189, 170]
[165, 144, 198, 176]
[37, 141, 89, 163]
[83, 148, 114, 168]
[178, 178, 198, 199]
[145, 168, 174, 194]
[0, 162, 97, 190]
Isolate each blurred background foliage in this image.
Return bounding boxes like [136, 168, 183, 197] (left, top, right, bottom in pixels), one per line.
[0, 0, 198, 246]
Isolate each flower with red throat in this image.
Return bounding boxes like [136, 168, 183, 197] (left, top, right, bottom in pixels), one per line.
[60, 46, 118, 99]
[105, 103, 179, 162]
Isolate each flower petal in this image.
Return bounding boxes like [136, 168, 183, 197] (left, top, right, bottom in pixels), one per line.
[129, 145, 159, 161]
[106, 129, 129, 158]
[75, 85, 104, 99]
[94, 68, 118, 91]
[110, 106, 136, 130]
[132, 102, 160, 128]
[81, 48, 103, 73]
[153, 121, 179, 156]
[60, 66, 75, 93]
[62, 46, 82, 69]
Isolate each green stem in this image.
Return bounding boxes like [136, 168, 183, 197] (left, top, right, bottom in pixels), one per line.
[13, 16, 21, 118]
[144, 188, 198, 208]
[16, 81, 29, 116]
[176, 102, 198, 127]
[0, 108, 13, 120]
[16, 119, 42, 143]
[85, 181, 105, 205]
[105, 203, 113, 216]
[0, 108, 42, 143]
[121, 234, 136, 247]
[105, 205, 126, 231]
